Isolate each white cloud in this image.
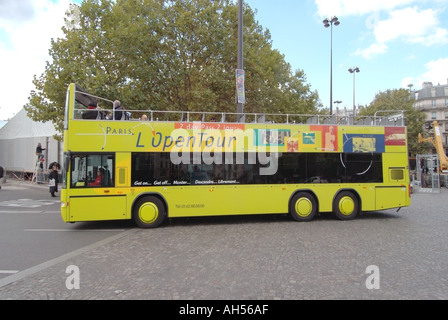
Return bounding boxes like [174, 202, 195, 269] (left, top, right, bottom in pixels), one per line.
[421, 58, 448, 85]
[0, 0, 36, 22]
[401, 77, 416, 89]
[374, 7, 448, 45]
[353, 43, 388, 59]
[410, 27, 448, 46]
[315, 0, 417, 17]
[316, 1, 448, 60]
[353, 5, 448, 59]
[405, 54, 417, 61]
[0, 0, 70, 120]
[403, 57, 448, 88]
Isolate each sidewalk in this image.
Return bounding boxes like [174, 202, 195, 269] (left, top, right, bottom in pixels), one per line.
[1, 179, 49, 190]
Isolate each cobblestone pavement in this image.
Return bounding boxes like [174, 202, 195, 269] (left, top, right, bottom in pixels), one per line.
[0, 186, 447, 300]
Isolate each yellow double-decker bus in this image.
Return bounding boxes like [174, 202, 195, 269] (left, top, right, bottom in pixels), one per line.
[60, 84, 411, 228]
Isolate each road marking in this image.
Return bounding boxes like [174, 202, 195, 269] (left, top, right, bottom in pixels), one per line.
[0, 186, 27, 191]
[0, 199, 59, 208]
[0, 211, 43, 214]
[0, 228, 138, 288]
[0, 270, 19, 274]
[0, 210, 60, 214]
[24, 229, 126, 232]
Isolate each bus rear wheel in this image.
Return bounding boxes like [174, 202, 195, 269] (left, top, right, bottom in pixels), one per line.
[133, 196, 166, 228]
[289, 192, 317, 222]
[333, 191, 359, 220]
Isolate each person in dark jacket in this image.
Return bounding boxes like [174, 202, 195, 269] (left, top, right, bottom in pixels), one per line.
[113, 100, 129, 120]
[0, 166, 3, 190]
[36, 143, 46, 162]
[48, 163, 59, 197]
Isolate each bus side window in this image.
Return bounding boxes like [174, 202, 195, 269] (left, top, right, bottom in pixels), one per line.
[102, 169, 112, 186]
[390, 168, 404, 181]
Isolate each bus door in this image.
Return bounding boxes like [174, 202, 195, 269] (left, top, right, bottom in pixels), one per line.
[67, 153, 127, 221]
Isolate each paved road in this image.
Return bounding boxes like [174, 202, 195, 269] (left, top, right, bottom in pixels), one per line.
[0, 181, 447, 301]
[0, 182, 132, 281]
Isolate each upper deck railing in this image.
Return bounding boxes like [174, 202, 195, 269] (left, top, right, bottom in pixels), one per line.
[73, 87, 406, 127]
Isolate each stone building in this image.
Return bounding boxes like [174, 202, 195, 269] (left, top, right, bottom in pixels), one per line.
[412, 81, 448, 154]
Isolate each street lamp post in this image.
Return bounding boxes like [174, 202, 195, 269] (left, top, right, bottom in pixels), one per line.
[323, 16, 340, 116]
[334, 100, 342, 116]
[237, 0, 244, 123]
[408, 83, 414, 100]
[348, 67, 360, 116]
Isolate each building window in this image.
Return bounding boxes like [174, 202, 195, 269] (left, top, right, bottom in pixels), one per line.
[432, 112, 436, 120]
[445, 111, 448, 119]
[431, 100, 436, 107]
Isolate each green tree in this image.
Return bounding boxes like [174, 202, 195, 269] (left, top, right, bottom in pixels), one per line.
[358, 88, 426, 156]
[25, 0, 319, 133]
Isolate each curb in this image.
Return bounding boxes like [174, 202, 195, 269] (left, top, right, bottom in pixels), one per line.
[1, 180, 49, 190]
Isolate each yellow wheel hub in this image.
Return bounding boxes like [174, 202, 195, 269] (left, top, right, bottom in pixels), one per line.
[295, 198, 312, 217]
[139, 203, 159, 224]
[339, 196, 355, 216]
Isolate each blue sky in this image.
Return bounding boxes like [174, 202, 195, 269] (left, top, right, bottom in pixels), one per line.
[1, 0, 448, 120]
[246, 0, 448, 112]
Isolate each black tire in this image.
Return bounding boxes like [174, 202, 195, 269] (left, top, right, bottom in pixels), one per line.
[289, 192, 317, 222]
[133, 196, 166, 228]
[333, 191, 359, 220]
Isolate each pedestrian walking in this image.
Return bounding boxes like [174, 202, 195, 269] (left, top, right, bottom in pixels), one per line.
[48, 163, 59, 197]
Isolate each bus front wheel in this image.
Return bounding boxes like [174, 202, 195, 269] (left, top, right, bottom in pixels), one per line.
[333, 191, 359, 220]
[289, 192, 317, 222]
[133, 196, 166, 228]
